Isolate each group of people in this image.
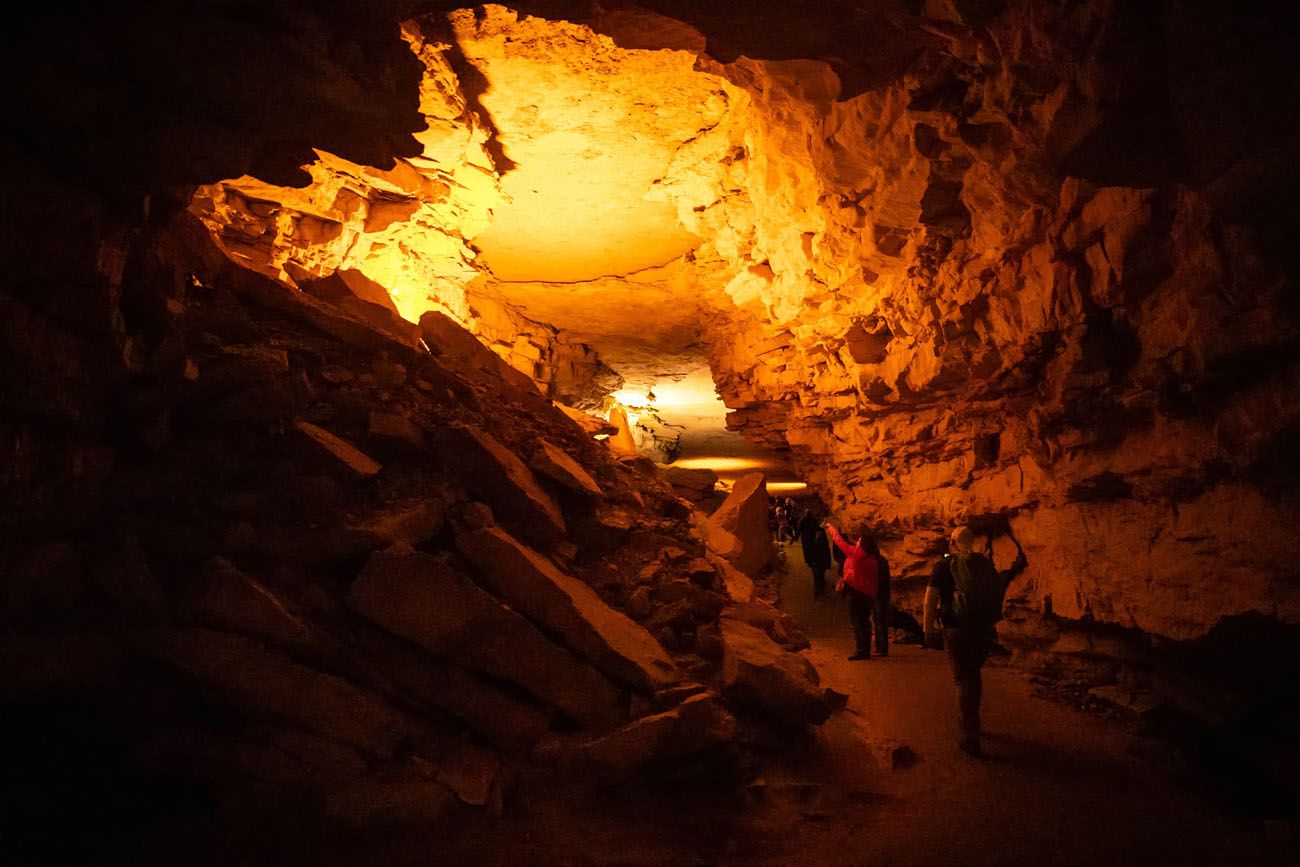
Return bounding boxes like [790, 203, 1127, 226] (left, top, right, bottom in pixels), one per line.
[768, 497, 801, 544]
[776, 508, 893, 659]
[781, 503, 1027, 758]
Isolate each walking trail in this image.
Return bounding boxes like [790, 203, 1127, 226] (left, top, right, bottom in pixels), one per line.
[761, 542, 1297, 867]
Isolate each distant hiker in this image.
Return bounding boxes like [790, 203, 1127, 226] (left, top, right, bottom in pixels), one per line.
[798, 510, 831, 598]
[826, 523, 879, 660]
[924, 526, 1027, 757]
[865, 538, 892, 657]
[775, 503, 792, 545]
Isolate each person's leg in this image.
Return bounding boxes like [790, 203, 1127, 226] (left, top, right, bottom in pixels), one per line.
[812, 565, 826, 597]
[944, 628, 983, 754]
[873, 585, 890, 656]
[848, 590, 872, 658]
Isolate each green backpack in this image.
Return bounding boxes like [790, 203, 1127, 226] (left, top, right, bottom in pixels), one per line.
[950, 552, 1006, 626]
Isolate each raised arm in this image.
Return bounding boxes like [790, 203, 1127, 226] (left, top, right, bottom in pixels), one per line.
[825, 524, 858, 558]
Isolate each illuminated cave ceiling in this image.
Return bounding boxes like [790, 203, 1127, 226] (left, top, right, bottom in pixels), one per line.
[192, 6, 747, 453]
[188, 2, 1300, 641]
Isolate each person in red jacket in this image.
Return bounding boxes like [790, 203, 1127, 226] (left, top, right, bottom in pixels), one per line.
[826, 523, 879, 660]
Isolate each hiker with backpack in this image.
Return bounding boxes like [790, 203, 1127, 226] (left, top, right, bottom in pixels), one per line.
[924, 526, 1027, 757]
[825, 523, 880, 660]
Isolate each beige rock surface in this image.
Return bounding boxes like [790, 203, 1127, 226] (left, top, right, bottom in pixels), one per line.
[700, 472, 773, 577]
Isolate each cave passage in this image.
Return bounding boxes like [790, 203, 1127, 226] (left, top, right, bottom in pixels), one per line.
[191, 4, 808, 492]
[4, 1, 1300, 864]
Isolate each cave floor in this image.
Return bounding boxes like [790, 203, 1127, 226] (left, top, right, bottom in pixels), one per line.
[308, 550, 1297, 867]
[769, 545, 1299, 867]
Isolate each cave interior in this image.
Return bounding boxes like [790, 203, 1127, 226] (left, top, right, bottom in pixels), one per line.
[3, 1, 1300, 864]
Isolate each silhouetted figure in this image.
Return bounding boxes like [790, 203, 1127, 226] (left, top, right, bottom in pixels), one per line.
[798, 510, 831, 598]
[863, 537, 891, 657]
[827, 523, 879, 660]
[924, 526, 1027, 757]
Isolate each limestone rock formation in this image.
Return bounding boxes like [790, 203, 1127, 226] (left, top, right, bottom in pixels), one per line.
[6, 0, 1300, 854]
[437, 423, 567, 547]
[699, 472, 773, 577]
[350, 545, 622, 726]
[0, 196, 837, 843]
[719, 619, 832, 726]
[455, 525, 679, 691]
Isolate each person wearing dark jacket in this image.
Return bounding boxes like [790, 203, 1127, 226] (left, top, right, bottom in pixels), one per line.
[798, 510, 832, 598]
[866, 539, 892, 657]
[826, 523, 879, 660]
[924, 526, 1027, 757]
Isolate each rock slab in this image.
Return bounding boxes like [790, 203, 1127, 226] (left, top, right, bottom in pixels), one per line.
[547, 692, 738, 777]
[530, 439, 603, 498]
[719, 618, 831, 726]
[348, 546, 619, 726]
[156, 628, 411, 758]
[294, 420, 382, 476]
[439, 423, 565, 546]
[701, 472, 772, 576]
[456, 525, 678, 692]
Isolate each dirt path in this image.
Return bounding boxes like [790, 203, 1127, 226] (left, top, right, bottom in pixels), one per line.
[766, 543, 1298, 867]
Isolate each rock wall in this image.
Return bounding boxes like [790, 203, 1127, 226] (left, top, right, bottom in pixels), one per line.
[617, 1, 1300, 646]
[149, 0, 1300, 647]
[188, 17, 621, 408]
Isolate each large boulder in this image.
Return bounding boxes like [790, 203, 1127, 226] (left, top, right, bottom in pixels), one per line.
[529, 439, 603, 498]
[438, 423, 565, 547]
[349, 627, 550, 754]
[456, 525, 678, 691]
[348, 546, 620, 726]
[706, 552, 755, 603]
[719, 618, 831, 726]
[700, 472, 772, 576]
[658, 465, 718, 500]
